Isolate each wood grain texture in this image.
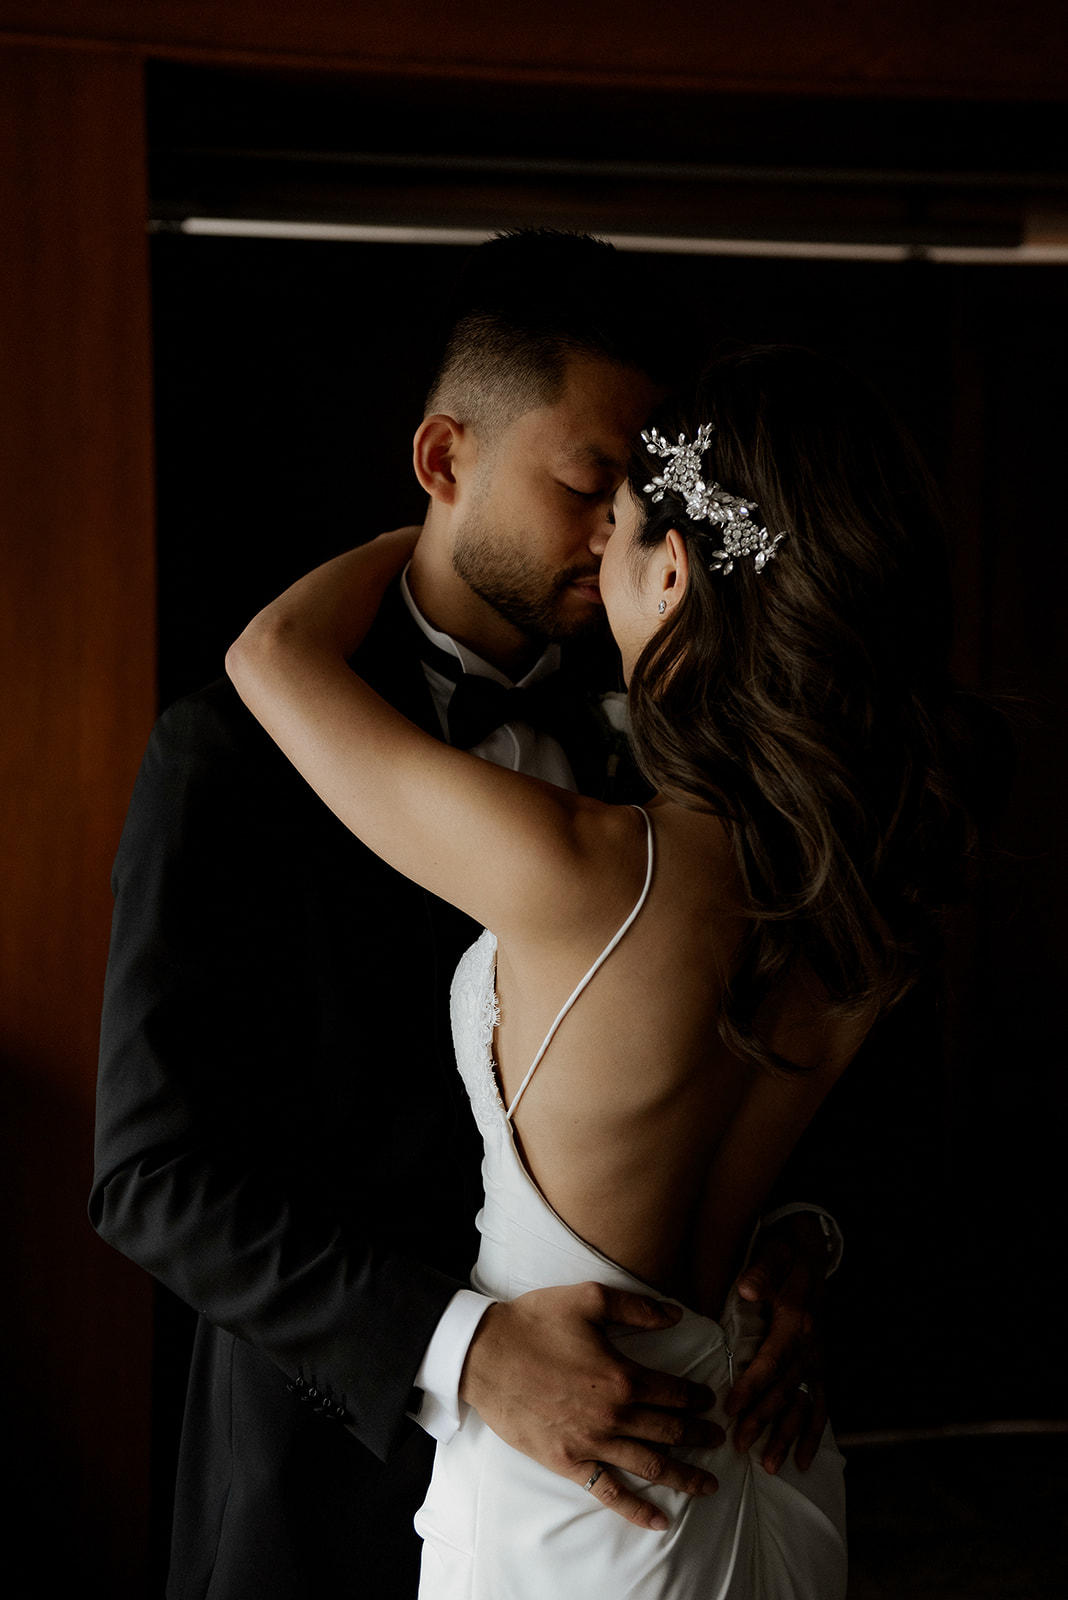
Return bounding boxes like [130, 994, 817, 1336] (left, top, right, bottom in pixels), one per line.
[0, 0, 1065, 97]
[0, 42, 155, 1591]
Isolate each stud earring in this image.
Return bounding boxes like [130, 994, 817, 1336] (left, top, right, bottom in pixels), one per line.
[657, 599, 667, 615]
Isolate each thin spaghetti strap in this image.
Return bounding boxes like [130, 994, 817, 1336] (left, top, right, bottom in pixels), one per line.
[505, 806, 655, 1122]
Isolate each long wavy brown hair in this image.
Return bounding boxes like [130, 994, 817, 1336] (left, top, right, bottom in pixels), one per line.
[626, 346, 1007, 1071]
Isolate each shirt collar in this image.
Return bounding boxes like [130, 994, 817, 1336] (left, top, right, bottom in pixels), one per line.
[399, 563, 561, 690]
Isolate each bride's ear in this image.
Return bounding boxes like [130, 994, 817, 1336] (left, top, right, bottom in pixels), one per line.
[656, 528, 691, 615]
[413, 414, 469, 504]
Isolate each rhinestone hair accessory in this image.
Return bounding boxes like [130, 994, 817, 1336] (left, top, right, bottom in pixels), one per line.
[641, 424, 787, 575]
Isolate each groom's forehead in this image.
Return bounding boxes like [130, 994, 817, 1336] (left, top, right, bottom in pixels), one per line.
[507, 361, 656, 465]
[557, 438, 630, 476]
[503, 414, 630, 483]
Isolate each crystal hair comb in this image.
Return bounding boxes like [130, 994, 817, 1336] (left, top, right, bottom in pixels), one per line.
[641, 424, 786, 575]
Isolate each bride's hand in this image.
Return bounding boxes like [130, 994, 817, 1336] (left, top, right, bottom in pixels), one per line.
[726, 1214, 830, 1472]
[460, 1282, 726, 1531]
[228, 525, 422, 696]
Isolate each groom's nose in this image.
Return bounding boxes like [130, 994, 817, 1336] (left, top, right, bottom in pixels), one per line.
[588, 519, 613, 557]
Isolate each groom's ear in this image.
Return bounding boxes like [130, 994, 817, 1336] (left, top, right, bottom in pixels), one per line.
[413, 414, 470, 505]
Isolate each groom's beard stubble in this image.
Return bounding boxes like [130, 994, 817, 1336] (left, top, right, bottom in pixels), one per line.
[451, 514, 606, 645]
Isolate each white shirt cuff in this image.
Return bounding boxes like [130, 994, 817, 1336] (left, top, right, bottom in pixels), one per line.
[407, 1289, 497, 1444]
[760, 1202, 844, 1277]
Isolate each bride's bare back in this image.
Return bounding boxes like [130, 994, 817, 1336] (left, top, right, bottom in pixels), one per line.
[226, 531, 867, 1316]
[493, 800, 864, 1316]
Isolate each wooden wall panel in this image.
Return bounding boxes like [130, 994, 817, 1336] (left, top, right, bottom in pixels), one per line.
[1, 0, 1066, 97]
[0, 43, 156, 1590]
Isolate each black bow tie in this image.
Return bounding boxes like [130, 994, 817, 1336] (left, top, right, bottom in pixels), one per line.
[445, 671, 581, 750]
[415, 634, 587, 751]
[415, 633, 615, 794]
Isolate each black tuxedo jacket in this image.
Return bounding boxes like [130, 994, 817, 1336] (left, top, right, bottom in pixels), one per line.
[92, 588, 564, 1597]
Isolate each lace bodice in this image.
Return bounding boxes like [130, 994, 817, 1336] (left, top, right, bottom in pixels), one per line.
[451, 805, 654, 1134]
[450, 929, 505, 1135]
[446, 809, 663, 1303]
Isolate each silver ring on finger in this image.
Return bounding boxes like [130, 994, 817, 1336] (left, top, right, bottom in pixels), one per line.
[796, 1382, 811, 1399]
[583, 1463, 605, 1493]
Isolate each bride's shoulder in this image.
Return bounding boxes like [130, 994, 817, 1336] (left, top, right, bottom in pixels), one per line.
[565, 793, 652, 866]
[646, 802, 745, 901]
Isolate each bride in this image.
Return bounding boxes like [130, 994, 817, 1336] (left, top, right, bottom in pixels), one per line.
[227, 347, 990, 1597]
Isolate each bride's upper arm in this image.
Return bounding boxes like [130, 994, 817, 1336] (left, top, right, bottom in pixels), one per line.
[227, 627, 619, 937]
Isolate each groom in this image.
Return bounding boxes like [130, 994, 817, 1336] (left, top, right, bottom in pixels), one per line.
[92, 231, 836, 1599]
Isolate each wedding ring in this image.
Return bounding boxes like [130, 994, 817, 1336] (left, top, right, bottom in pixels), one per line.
[583, 1463, 605, 1493]
[796, 1382, 811, 1398]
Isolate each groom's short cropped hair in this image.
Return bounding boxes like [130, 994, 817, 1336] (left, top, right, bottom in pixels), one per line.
[424, 229, 672, 444]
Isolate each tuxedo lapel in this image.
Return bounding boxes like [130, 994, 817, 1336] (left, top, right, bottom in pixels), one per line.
[550, 675, 614, 799]
[354, 579, 446, 739]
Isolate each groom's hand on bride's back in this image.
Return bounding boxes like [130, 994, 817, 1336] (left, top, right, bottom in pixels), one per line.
[458, 1282, 724, 1531]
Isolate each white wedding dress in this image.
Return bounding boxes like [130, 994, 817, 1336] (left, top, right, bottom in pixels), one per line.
[415, 811, 847, 1598]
